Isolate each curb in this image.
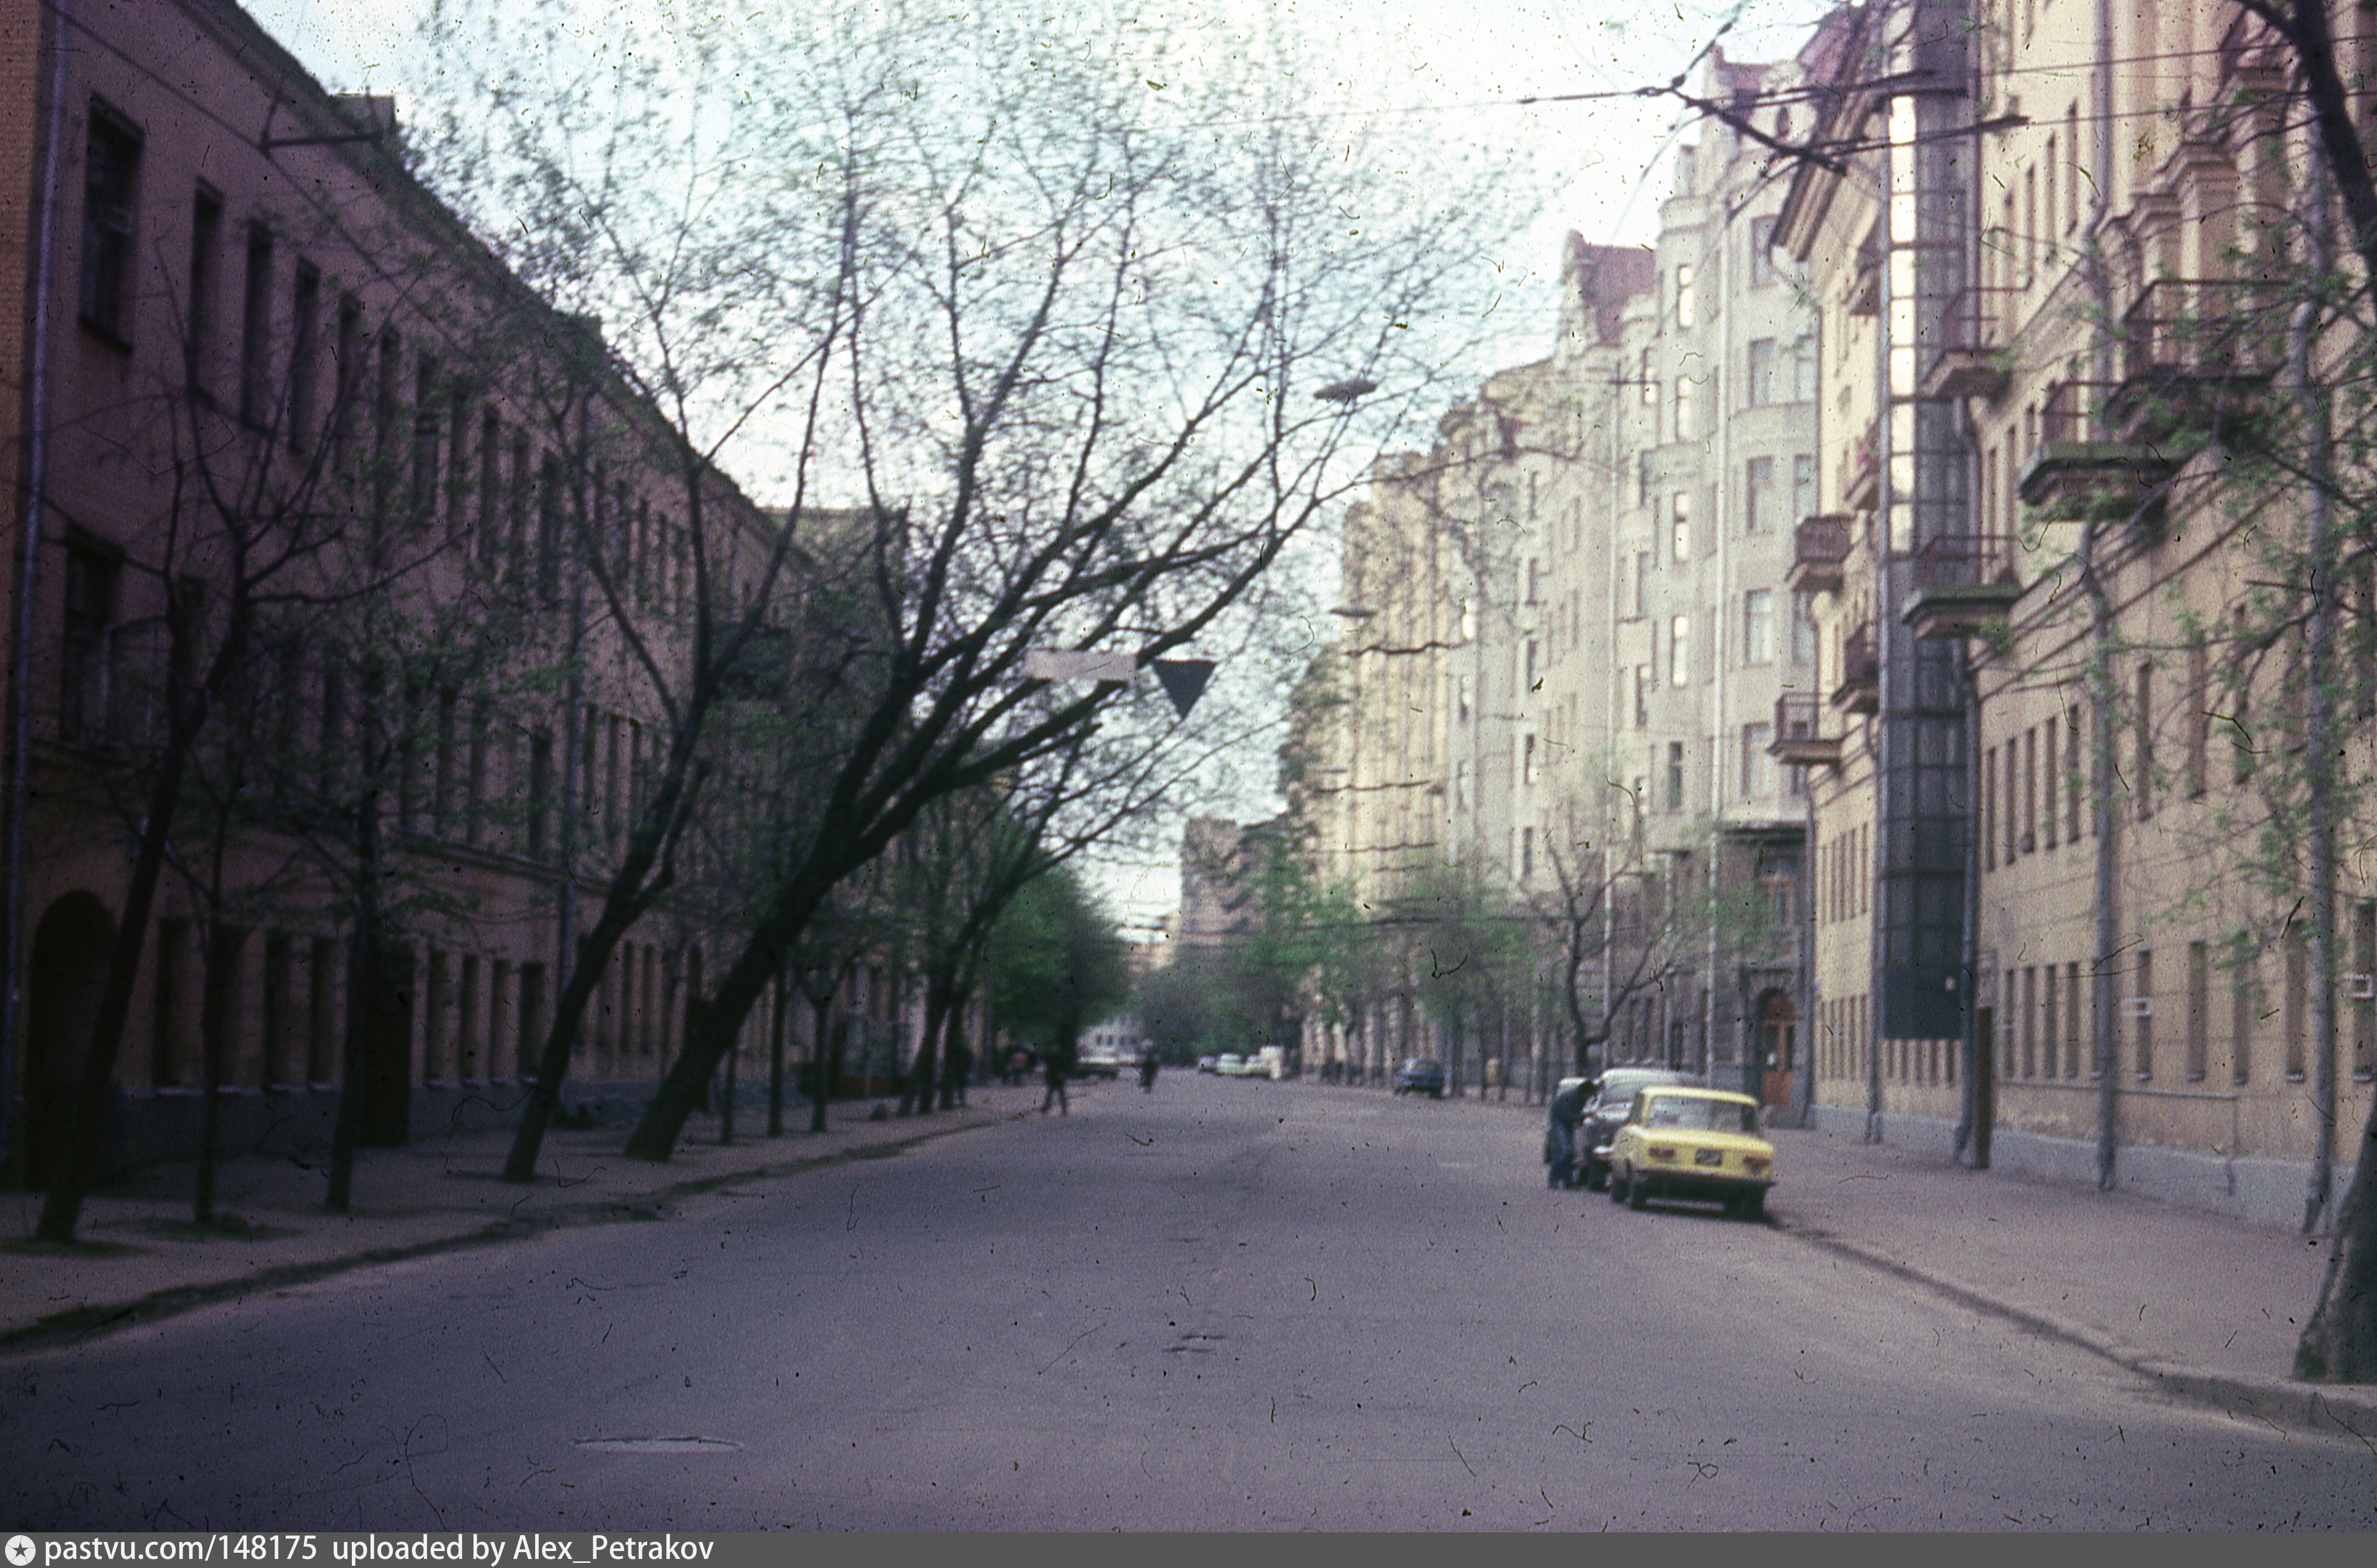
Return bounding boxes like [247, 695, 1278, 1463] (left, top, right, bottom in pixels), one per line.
[0, 1108, 1021, 1358]
[1777, 1218, 2377, 1444]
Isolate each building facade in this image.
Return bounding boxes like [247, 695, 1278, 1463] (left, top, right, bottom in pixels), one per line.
[0, 0, 806, 1184]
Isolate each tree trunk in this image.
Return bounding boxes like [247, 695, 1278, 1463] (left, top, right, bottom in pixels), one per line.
[2297, 1115, 2377, 1380]
[808, 993, 834, 1134]
[324, 893, 378, 1213]
[768, 968, 788, 1137]
[193, 922, 232, 1227]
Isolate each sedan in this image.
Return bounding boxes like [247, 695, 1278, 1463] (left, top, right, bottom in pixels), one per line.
[1607, 1087, 1773, 1218]
[1577, 1067, 1689, 1190]
[1215, 1053, 1248, 1077]
[1391, 1057, 1446, 1097]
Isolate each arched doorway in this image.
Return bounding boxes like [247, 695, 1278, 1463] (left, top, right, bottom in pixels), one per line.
[1756, 988, 1797, 1109]
[27, 893, 116, 1187]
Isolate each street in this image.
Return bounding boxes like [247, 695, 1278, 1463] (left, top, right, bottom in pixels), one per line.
[3, 1077, 2371, 1531]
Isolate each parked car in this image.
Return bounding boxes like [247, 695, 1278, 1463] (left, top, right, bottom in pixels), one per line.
[1215, 1053, 1248, 1077]
[1606, 1087, 1774, 1218]
[1196, 1056, 1220, 1074]
[1576, 1067, 1690, 1190]
[1391, 1057, 1446, 1097]
[1075, 1049, 1124, 1079]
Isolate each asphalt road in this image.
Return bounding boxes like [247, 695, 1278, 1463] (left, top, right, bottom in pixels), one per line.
[3, 1076, 2371, 1531]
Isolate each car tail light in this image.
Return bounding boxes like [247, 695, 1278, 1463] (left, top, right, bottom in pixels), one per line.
[1648, 1145, 1677, 1161]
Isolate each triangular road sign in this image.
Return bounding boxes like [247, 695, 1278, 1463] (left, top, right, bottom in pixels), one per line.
[1151, 658, 1215, 720]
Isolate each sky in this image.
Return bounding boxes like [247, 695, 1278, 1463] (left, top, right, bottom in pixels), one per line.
[242, 0, 1837, 929]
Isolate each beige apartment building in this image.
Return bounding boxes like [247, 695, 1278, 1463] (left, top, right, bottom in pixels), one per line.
[1311, 52, 1819, 1101]
[1780, 0, 2377, 1225]
[0, 0, 809, 1186]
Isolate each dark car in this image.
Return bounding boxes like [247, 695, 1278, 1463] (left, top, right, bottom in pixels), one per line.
[1392, 1057, 1447, 1097]
[1576, 1067, 1689, 1189]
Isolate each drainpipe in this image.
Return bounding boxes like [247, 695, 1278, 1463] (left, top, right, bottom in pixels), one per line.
[2292, 174, 2340, 1235]
[1, 0, 74, 1183]
[2087, 0, 2121, 1193]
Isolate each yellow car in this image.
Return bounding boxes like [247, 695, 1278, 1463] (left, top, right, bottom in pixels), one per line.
[1607, 1087, 1775, 1218]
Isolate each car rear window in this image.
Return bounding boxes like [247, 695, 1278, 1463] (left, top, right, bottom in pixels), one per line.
[1639, 1096, 1757, 1134]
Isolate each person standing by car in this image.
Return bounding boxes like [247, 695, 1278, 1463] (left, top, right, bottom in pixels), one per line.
[1545, 1076, 1588, 1189]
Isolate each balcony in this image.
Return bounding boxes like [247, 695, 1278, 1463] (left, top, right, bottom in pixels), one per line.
[1771, 691, 1840, 769]
[1841, 419, 1880, 514]
[1903, 533, 2023, 641]
[1787, 514, 1851, 595]
[2017, 380, 2174, 526]
[1831, 621, 1879, 715]
[1920, 285, 2018, 401]
[2107, 278, 2283, 445]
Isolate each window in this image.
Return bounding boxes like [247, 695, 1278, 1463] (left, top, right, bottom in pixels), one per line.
[1743, 589, 1775, 665]
[2042, 720, 2058, 850]
[2187, 639, 2208, 796]
[1671, 492, 1692, 562]
[1744, 456, 1775, 533]
[1666, 741, 1686, 810]
[1983, 745, 1996, 869]
[1669, 614, 1691, 687]
[479, 411, 503, 561]
[1750, 216, 1777, 286]
[238, 223, 273, 425]
[1639, 348, 1656, 408]
[373, 328, 401, 516]
[288, 263, 319, 451]
[2286, 929, 2309, 1079]
[1674, 374, 1696, 441]
[1788, 338, 1814, 402]
[1523, 637, 1539, 692]
[186, 188, 222, 383]
[411, 355, 442, 527]
[1633, 665, 1650, 728]
[2232, 953, 2257, 1084]
[80, 106, 141, 341]
[2022, 725, 2037, 854]
[1522, 733, 1539, 787]
[1525, 557, 1540, 605]
[527, 730, 554, 858]
[2133, 949, 2154, 1079]
[2356, 903, 2376, 1082]
[61, 542, 121, 742]
[1747, 339, 1777, 406]
[2187, 940, 2210, 1081]
[1790, 589, 1817, 665]
[1520, 826, 1536, 882]
[1675, 264, 1695, 328]
[1456, 674, 1471, 723]
[332, 296, 362, 464]
[2066, 701, 2084, 841]
[1632, 550, 1651, 618]
[1454, 759, 1469, 813]
[1793, 453, 1816, 522]
[1637, 450, 1654, 507]
[2135, 662, 2154, 820]
[1742, 723, 1773, 799]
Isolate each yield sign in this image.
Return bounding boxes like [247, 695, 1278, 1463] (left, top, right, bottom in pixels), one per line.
[1151, 659, 1215, 720]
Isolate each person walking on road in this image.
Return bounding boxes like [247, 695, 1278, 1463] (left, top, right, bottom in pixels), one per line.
[1041, 1050, 1070, 1115]
[1546, 1076, 1588, 1189]
[1138, 1051, 1160, 1092]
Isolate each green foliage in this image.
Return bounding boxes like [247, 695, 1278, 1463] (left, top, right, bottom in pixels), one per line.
[987, 865, 1129, 1048]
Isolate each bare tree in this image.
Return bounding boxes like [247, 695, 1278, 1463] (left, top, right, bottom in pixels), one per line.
[606, 0, 1523, 1160]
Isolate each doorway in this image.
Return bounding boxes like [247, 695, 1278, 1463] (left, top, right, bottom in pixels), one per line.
[27, 893, 115, 1187]
[1756, 988, 1797, 1109]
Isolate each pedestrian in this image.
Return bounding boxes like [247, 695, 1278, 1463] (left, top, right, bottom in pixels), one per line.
[1009, 1048, 1030, 1088]
[1138, 1050, 1160, 1091]
[1041, 1050, 1070, 1115]
[1545, 1075, 1587, 1190]
[942, 1032, 974, 1109]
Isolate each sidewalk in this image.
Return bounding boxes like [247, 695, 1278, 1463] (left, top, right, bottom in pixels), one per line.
[1410, 1082, 2377, 1438]
[0, 1084, 1035, 1354]
[1761, 1122, 2377, 1440]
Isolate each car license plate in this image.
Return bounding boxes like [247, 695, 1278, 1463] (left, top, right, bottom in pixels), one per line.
[1694, 1148, 1724, 1167]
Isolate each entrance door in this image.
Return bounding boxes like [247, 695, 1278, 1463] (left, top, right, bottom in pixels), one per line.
[363, 944, 415, 1146]
[1757, 989, 1797, 1108]
[27, 894, 115, 1187]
